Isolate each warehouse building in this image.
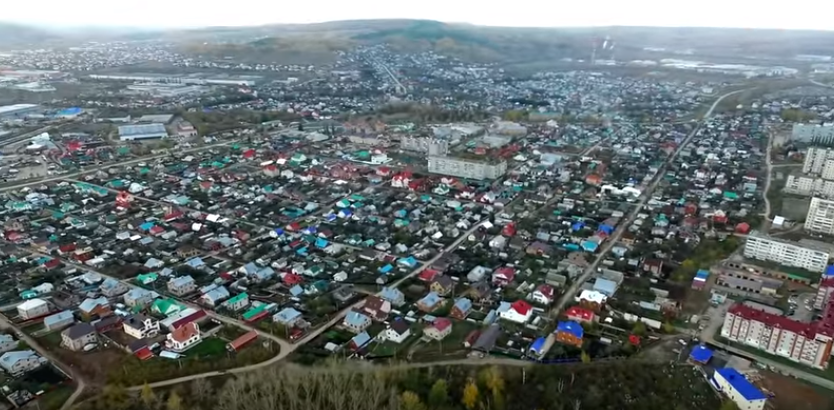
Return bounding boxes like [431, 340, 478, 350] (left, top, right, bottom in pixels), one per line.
[0, 104, 40, 119]
[118, 124, 169, 141]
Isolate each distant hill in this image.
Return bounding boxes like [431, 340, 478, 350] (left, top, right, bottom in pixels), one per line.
[177, 20, 834, 65]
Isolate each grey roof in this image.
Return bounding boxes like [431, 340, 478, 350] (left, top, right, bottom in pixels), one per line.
[63, 323, 95, 339]
[473, 324, 501, 351]
[118, 123, 167, 137]
[43, 310, 74, 327]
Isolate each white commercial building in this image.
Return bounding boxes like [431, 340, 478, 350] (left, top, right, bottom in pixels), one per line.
[0, 104, 39, 119]
[712, 368, 767, 410]
[721, 303, 833, 370]
[743, 231, 830, 273]
[118, 124, 168, 141]
[805, 197, 834, 235]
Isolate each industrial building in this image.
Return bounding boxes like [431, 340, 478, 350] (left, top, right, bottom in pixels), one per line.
[126, 83, 207, 97]
[742, 231, 831, 273]
[89, 73, 257, 86]
[711, 368, 767, 410]
[118, 124, 169, 141]
[427, 156, 507, 180]
[0, 104, 40, 119]
[792, 124, 834, 145]
[805, 197, 834, 235]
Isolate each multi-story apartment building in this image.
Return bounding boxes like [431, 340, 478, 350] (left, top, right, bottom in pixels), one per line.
[803, 147, 834, 174]
[721, 303, 833, 369]
[805, 197, 834, 235]
[743, 231, 831, 273]
[816, 276, 834, 310]
[793, 124, 834, 146]
[400, 137, 449, 156]
[427, 156, 507, 180]
[784, 175, 834, 198]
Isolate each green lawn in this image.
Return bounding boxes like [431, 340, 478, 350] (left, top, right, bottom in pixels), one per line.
[37, 385, 75, 410]
[185, 337, 227, 358]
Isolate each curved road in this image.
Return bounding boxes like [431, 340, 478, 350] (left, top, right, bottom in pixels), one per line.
[549, 88, 749, 319]
[125, 218, 491, 390]
[0, 314, 87, 410]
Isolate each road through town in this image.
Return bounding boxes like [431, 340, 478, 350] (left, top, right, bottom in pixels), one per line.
[549, 89, 748, 318]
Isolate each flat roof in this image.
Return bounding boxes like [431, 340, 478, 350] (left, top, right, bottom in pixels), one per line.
[0, 104, 38, 114]
[118, 123, 167, 136]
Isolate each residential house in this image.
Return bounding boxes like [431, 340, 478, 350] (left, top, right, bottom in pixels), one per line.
[168, 275, 197, 296]
[272, 307, 303, 327]
[43, 310, 75, 331]
[642, 259, 664, 277]
[343, 310, 372, 334]
[430, 275, 455, 296]
[93, 315, 123, 333]
[152, 298, 185, 316]
[0, 350, 44, 375]
[166, 322, 201, 352]
[465, 281, 492, 304]
[349, 331, 372, 351]
[200, 286, 230, 306]
[61, 323, 97, 351]
[555, 320, 584, 348]
[78, 297, 111, 319]
[361, 296, 391, 321]
[17, 298, 49, 320]
[123, 288, 156, 308]
[424, 318, 453, 341]
[222, 293, 250, 312]
[176, 246, 200, 258]
[0, 334, 16, 353]
[492, 267, 516, 286]
[498, 300, 533, 323]
[467, 266, 490, 283]
[565, 306, 595, 323]
[530, 284, 556, 305]
[450, 298, 473, 319]
[417, 292, 444, 312]
[381, 319, 411, 344]
[123, 314, 160, 339]
[379, 287, 406, 306]
[99, 278, 128, 297]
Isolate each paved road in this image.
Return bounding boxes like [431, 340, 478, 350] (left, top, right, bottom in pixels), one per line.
[0, 313, 87, 410]
[548, 89, 748, 320]
[761, 130, 774, 231]
[699, 302, 834, 391]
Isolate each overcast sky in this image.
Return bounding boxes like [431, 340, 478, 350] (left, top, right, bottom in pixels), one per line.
[3, 0, 832, 30]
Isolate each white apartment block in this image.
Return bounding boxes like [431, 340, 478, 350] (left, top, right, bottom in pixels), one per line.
[803, 147, 834, 174]
[784, 175, 834, 198]
[721, 304, 833, 369]
[743, 232, 831, 273]
[822, 159, 834, 181]
[805, 197, 834, 235]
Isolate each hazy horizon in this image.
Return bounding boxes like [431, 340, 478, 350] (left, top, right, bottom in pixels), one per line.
[2, 0, 833, 31]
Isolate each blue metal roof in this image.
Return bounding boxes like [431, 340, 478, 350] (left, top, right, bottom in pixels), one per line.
[689, 345, 713, 363]
[556, 320, 584, 339]
[715, 368, 766, 401]
[826, 265, 834, 277]
[529, 337, 546, 354]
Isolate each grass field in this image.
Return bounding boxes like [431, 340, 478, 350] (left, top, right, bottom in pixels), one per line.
[185, 337, 227, 358]
[37, 385, 75, 410]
